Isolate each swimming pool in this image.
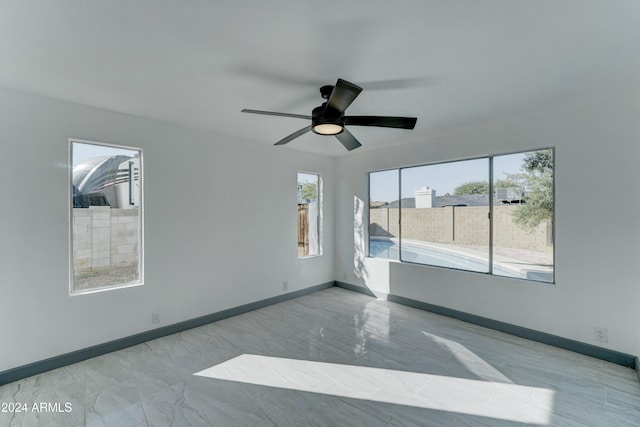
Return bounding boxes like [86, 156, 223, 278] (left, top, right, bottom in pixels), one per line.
[369, 238, 524, 278]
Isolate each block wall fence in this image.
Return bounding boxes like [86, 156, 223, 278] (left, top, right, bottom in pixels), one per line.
[72, 206, 548, 276]
[72, 207, 139, 275]
[370, 206, 552, 249]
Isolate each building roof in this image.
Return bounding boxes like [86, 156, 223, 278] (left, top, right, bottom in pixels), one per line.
[376, 194, 503, 209]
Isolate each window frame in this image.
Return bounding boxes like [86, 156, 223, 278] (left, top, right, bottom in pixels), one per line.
[297, 171, 323, 258]
[69, 138, 144, 295]
[368, 148, 555, 284]
[398, 156, 491, 273]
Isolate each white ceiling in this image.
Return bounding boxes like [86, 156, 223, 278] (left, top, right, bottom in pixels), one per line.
[0, 1, 638, 156]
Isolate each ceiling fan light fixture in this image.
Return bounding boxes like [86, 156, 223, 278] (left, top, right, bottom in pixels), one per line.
[313, 123, 343, 135]
[311, 104, 344, 135]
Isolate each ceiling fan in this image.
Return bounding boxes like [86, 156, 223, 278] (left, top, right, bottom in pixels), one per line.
[242, 78, 417, 151]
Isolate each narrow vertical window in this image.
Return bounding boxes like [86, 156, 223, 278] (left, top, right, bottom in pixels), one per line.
[492, 149, 554, 282]
[369, 169, 400, 260]
[400, 158, 490, 272]
[297, 172, 321, 257]
[70, 140, 143, 293]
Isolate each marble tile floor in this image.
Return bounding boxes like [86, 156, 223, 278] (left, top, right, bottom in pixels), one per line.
[1, 287, 639, 426]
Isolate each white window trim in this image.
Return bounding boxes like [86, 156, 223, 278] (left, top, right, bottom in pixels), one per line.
[298, 171, 323, 258]
[69, 138, 144, 295]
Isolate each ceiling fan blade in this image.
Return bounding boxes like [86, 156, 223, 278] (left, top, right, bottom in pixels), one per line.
[344, 116, 417, 129]
[230, 64, 324, 88]
[274, 125, 313, 146]
[326, 79, 362, 114]
[360, 77, 431, 91]
[241, 109, 311, 120]
[335, 128, 362, 151]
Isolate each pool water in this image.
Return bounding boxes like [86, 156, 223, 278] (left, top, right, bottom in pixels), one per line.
[369, 239, 523, 278]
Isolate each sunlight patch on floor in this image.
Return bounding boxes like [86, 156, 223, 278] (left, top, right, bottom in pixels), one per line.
[195, 354, 554, 424]
[421, 331, 514, 384]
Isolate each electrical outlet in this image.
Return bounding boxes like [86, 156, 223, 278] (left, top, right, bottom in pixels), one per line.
[152, 312, 161, 324]
[283, 280, 288, 291]
[594, 327, 608, 343]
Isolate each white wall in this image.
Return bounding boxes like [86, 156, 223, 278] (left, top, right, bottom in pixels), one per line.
[2, 80, 639, 373]
[335, 83, 640, 357]
[0, 87, 334, 372]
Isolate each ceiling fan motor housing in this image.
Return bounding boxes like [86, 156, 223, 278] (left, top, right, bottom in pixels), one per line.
[319, 85, 334, 99]
[311, 104, 344, 135]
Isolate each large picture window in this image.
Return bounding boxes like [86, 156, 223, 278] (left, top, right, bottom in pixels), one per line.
[400, 158, 490, 273]
[298, 172, 322, 257]
[369, 149, 554, 283]
[70, 140, 143, 293]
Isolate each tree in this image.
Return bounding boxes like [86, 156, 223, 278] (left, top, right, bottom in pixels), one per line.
[453, 179, 517, 195]
[454, 180, 488, 195]
[522, 150, 552, 173]
[300, 182, 317, 201]
[509, 150, 553, 232]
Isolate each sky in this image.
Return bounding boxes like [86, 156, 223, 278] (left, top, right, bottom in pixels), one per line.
[370, 152, 528, 202]
[72, 141, 139, 167]
[72, 142, 529, 201]
[298, 172, 319, 185]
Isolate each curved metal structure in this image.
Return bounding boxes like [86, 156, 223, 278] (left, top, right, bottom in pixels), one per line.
[73, 155, 140, 208]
